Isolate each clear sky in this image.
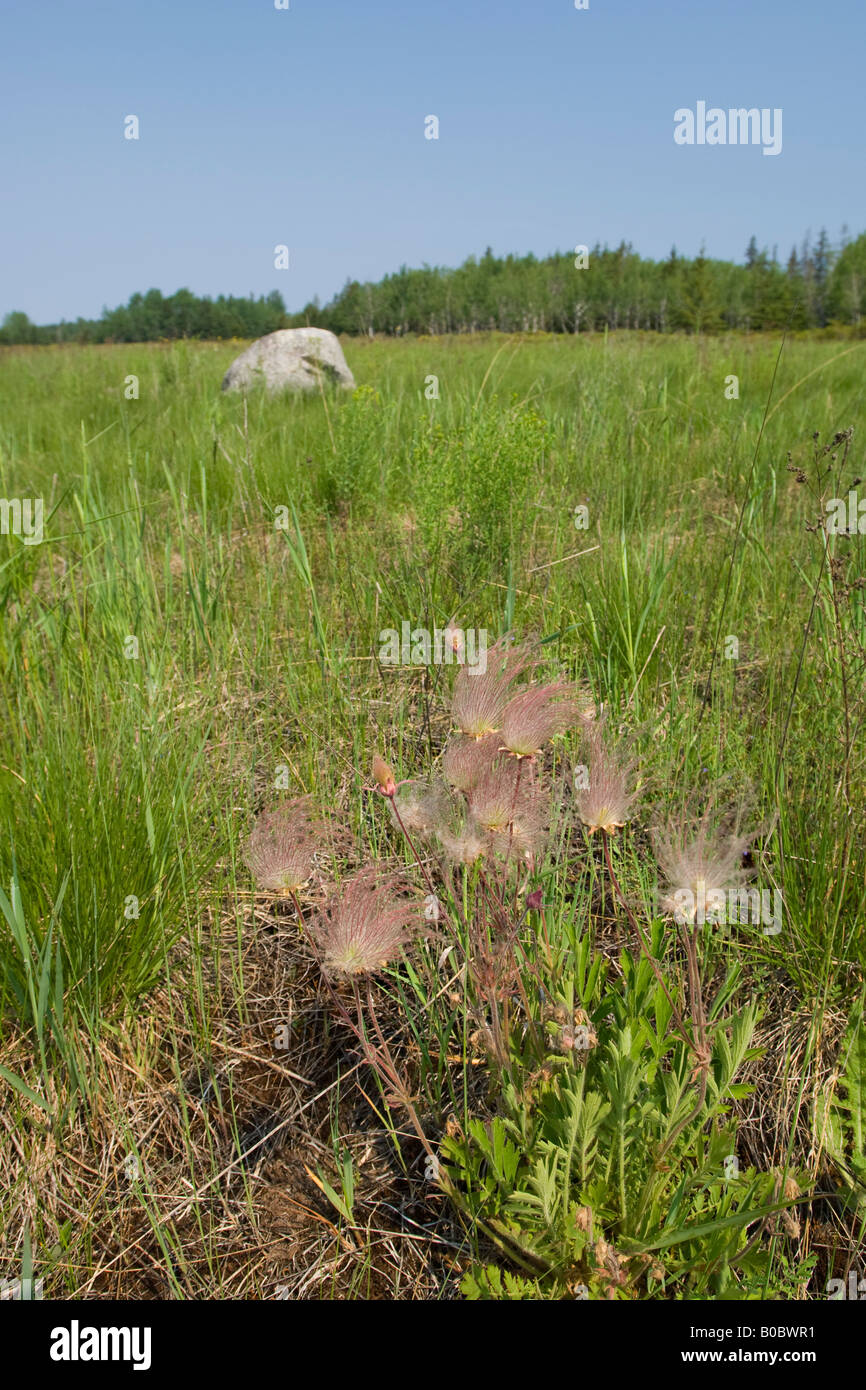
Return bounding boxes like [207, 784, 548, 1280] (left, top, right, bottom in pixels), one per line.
[1, 0, 863, 323]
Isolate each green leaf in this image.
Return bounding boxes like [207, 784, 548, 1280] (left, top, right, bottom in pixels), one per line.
[0, 1062, 52, 1113]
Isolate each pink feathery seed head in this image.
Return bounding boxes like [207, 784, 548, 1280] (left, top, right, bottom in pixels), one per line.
[441, 733, 500, 792]
[389, 778, 451, 838]
[488, 793, 548, 870]
[500, 680, 582, 757]
[450, 634, 535, 738]
[245, 796, 322, 896]
[576, 720, 639, 836]
[652, 798, 759, 923]
[310, 866, 419, 980]
[468, 755, 545, 840]
[437, 815, 491, 867]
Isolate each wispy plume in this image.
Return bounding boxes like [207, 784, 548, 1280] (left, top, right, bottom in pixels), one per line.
[390, 778, 450, 838]
[488, 792, 547, 867]
[500, 680, 587, 757]
[245, 797, 324, 896]
[652, 797, 759, 922]
[467, 754, 527, 833]
[310, 867, 419, 979]
[437, 813, 491, 866]
[466, 755, 548, 866]
[576, 719, 639, 835]
[451, 635, 533, 738]
[442, 733, 500, 792]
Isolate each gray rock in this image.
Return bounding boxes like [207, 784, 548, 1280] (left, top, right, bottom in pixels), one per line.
[221, 328, 355, 394]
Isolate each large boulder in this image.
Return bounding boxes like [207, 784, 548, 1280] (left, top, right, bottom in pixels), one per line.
[221, 328, 355, 394]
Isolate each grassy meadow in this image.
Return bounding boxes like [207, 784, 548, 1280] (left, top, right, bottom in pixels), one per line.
[0, 330, 864, 1299]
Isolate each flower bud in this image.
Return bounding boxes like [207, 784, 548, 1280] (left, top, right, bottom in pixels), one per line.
[372, 754, 397, 798]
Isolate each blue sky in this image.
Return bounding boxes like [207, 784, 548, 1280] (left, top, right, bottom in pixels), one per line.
[1, 0, 864, 323]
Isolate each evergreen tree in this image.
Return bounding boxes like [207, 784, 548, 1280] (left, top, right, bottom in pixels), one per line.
[827, 232, 866, 325]
[680, 250, 722, 332]
[0, 311, 38, 344]
[11, 231, 866, 344]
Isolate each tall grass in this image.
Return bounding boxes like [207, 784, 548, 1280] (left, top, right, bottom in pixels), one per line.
[0, 331, 863, 1297]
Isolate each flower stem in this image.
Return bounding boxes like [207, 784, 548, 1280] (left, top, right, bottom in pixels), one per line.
[601, 830, 694, 1053]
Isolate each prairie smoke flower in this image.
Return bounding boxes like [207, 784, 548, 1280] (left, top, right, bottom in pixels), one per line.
[372, 754, 397, 798]
[311, 867, 418, 979]
[389, 778, 450, 838]
[468, 757, 546, 863]
[245, 798, 322, 896]
[488, 796, 547, 867]
[451, 635, 533, 738]
[437, 816, 490, 866]
[441, 733, 499, 792]
[652, 801, 757, 924]
[576, 722, 638, 835]
[500, 680, 583, 757]
[467, 755, 527, 833]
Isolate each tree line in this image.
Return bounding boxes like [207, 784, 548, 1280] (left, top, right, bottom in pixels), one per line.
[295, 230, 865, 336]
[0, 289, 287, 346]
[3, 230, 865, 345]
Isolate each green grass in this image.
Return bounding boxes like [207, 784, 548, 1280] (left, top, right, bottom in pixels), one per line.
[0, 330, 864, 1299]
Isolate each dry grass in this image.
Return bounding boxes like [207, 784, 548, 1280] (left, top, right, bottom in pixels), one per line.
[0, 903, 472, 1300]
